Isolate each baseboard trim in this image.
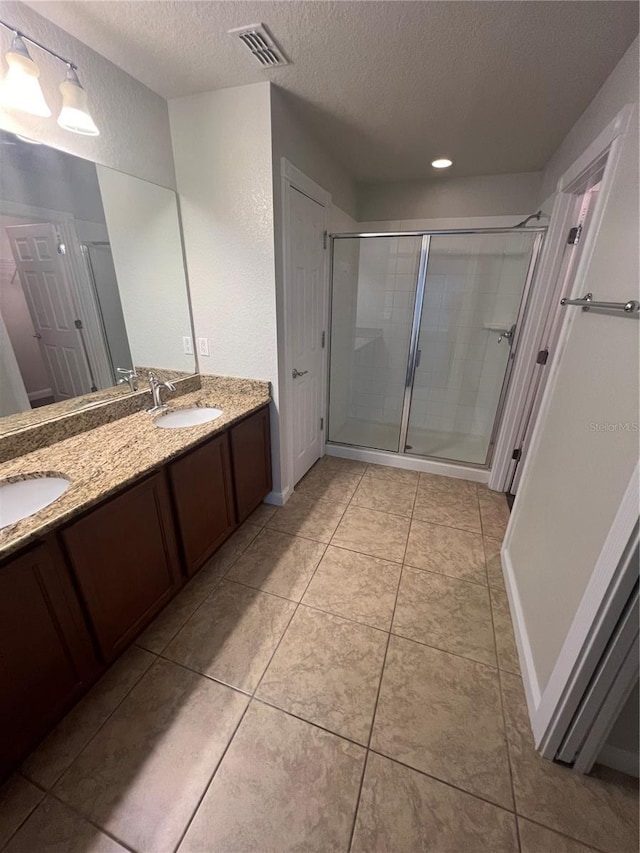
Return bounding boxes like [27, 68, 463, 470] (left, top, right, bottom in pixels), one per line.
[502, 544, 542, 715]
[264, 486, 292, 507]
[596, 744, 639, 778]
[28, 387, 53, 402]
[325, 444, 490, 484]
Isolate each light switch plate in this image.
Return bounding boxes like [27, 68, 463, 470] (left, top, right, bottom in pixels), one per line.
[182, 336, 193, 354]
[198, 337, 210, 357]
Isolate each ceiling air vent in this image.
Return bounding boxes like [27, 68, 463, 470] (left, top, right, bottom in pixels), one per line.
[229, 23, 290, 68]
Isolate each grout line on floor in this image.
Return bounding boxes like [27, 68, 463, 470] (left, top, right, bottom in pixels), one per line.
[42, 788, 139, 853]
[401, 560, 490, 588]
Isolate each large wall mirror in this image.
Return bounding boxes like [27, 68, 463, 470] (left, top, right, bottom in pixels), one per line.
[0, 130, 196, 431]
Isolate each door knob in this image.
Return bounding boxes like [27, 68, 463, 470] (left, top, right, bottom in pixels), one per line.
[292, 368, 308, 379]
[33, 332, 42, 339]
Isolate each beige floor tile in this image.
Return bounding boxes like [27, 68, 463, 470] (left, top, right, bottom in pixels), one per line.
[295, 466, 362, 504]
[165, 580, 295, 692]
[302, 545, 401, 630]
[365, 464, 420, 486]
[179, 701, 365, 853]
[0, 776, 43, 849]
[413, 476, 482, 533]
[518, 818, 600, 853]
[332, 506, 410, 562]
[267, 493, 346, 542]
[137, 567, 223, 654]
[371, 636, 513, 809]
[490, 588, 521, 675]
[257, 606, 388, 744]
[54, 659, 248, 853]
[479, 491, 511, 540]
[201, 522, 262, 576]
[405, 519, 487, 585]
[393, 567, 496, 666]
[351, 475, 417, 518]
[502, 672, 638, 853]
[4, 796, 126, 853]
[23, 646, 155, 788]
[226, 528, 326, 601]
[315, 455, 368, 476]
[485, 537, 506, 590]
[247, 502, 277, 527]
[352, 752, 518, 853]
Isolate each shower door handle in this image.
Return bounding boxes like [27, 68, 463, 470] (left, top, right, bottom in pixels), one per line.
[292, 368, 308, 379]
[497, 325, 516, 344]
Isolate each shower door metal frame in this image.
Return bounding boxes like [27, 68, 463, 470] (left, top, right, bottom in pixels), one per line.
[328, 226, 547, 466]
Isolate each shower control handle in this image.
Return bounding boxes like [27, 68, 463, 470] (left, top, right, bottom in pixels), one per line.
[292, 368, 308, 379]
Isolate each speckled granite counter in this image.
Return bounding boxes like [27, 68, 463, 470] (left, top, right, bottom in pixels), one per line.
[0, 376, 270, 559]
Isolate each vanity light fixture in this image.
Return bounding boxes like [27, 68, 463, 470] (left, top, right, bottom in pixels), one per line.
[431, 158, 453, 169]
[57, 66, 99, 135]
[0, 33, 50, 117]
[0, 20, 99, 136]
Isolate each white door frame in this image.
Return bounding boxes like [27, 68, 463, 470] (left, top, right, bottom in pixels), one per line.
[280, 158, 331, 501]
[500, 102, 638, 752]
[489, 104, 634, 492]
[0, 200, 114, 391]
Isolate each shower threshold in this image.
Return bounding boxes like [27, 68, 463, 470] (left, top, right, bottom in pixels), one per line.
[327, 418, 491, 482]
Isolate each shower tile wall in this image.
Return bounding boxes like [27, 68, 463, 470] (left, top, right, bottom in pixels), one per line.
[348, 237, 419, 429]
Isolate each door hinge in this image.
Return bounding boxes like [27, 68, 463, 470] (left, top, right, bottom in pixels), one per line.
[320, 417, 324, 430]
[323, 230, 328, 250]
[74, 319, 83, 330]
[512, 448, 522, 462]
[321, 330, 326, 348]
[536, 348, 549, 365]
[567, 225, 582, 245]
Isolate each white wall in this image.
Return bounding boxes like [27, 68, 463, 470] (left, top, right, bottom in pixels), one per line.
[169, 82, 281, 485]
[540, 37, 639, 201]
[0, 1, 175, 189]
[358, 172, 541, 222]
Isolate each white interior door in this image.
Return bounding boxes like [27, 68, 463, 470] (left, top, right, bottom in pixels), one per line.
[503, 109, 639, 749]
[288, 185, 326, 484]
[6, 223, 92, 401]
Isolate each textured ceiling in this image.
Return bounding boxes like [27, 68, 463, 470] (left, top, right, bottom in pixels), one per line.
[24, 1, 639, 182]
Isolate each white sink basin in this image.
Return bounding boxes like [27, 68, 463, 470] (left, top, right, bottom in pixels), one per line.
[0, 475, 71, 529]
[154, 407, 223, 429]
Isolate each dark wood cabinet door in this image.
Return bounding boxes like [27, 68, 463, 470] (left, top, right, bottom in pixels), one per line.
[169, 432, 236, 575]
[62, 473, 181, 663]
[230, 406, 272, 523]
[0, 538, 99, 777]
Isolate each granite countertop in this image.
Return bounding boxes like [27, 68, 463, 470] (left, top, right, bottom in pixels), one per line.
[0, 377, 271, 560]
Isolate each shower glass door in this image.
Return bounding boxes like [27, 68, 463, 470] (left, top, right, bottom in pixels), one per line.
[328, 235, 424, 451]
[404, 231, 540, 464]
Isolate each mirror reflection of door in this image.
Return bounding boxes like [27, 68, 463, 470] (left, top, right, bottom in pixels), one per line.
[6, 222, 93, 403]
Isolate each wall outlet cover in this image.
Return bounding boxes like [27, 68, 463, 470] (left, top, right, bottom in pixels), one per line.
[182, 336, 193, 354]
[198, 337, 210, 357]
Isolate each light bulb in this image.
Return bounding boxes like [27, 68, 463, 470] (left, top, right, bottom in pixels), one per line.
[57, 67, 99, 136]
[0, 34, 51, 117]
[431, 158, 453, 169]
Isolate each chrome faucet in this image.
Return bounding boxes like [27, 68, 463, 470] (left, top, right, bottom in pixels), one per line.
[147, 372, 176, 413]
[116, 367, 139, 392]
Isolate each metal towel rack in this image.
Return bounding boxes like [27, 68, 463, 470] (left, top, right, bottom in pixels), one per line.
[560, 292, 640, 314]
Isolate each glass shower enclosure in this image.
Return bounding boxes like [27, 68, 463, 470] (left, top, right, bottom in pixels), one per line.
[327, 228, 544, 466]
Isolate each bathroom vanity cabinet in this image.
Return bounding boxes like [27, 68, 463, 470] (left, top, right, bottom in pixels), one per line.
[62, 472, 182, 663]
[169, 432, 235, 575]
[0, 538, 100, 778]
[0, 404, 271, 777]
[230, 405, 272, 522]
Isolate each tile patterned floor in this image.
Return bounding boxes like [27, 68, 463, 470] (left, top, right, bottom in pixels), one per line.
[2, 457, 637, 853]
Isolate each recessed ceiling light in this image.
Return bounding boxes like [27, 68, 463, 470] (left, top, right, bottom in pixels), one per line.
[431, 158, 453, 169]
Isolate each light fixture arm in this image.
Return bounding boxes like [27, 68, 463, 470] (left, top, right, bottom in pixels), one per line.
[0, 19, 77, 71]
